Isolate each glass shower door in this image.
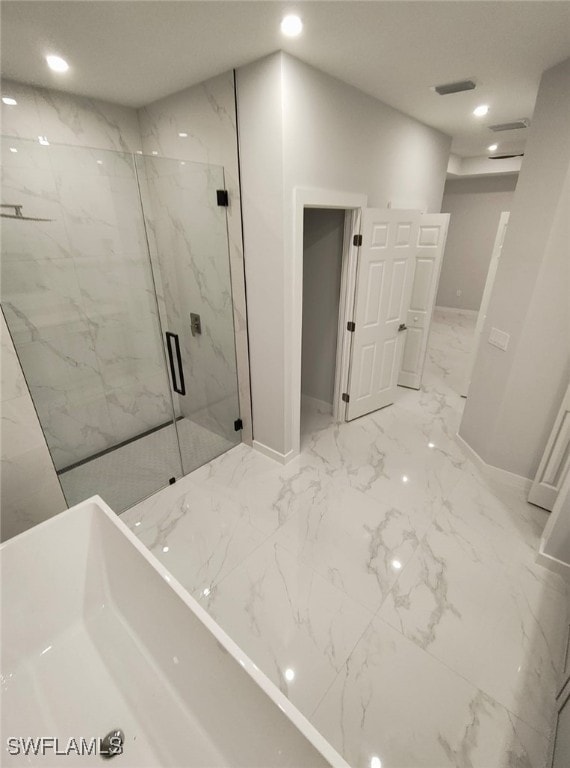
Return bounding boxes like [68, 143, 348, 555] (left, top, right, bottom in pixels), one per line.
[135, 154, 241, 475]
[1, 137, 183, 511]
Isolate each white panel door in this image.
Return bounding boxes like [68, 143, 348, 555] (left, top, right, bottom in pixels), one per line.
[528, 382, 570, 511]
[463, 211, 510, 397]
[346, 209, 419, 421]
[398, 213, 450, 390]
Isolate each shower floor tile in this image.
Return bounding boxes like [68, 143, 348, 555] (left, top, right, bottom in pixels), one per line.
[59, 417, 236, 511]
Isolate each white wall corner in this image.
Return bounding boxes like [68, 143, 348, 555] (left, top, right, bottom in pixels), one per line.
[252, 440, 299, 465]
[455, 432, 532, 493]
[447, 153, 463, 176]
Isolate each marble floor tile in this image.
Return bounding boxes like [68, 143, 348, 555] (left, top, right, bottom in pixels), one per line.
[122, 307, 568, 766]
[277, 480, 431, 612]
[378, 505, 568, 736]
[122, 477, 267, 596]
[189, 442, 335, 537]
[199, 537, 374, 716]
[311, 617, 550, 768]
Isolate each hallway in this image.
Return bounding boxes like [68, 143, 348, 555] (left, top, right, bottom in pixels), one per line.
[122, 308, 567, 767]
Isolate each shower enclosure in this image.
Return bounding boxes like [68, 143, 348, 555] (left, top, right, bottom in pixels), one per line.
[1, 136, 241, 512]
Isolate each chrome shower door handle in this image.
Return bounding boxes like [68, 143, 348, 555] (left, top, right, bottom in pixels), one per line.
[165, 332, 186, 396]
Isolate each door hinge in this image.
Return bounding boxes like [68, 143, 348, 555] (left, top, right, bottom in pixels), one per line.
[217, 190, 229, 207]
[342, 393, 350, 403]
[234, 418, 243, 431]
[347, 321, 355, 332]
[353, 234, 363, 247]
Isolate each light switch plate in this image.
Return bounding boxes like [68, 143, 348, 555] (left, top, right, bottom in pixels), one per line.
[488, 327, 510, 351]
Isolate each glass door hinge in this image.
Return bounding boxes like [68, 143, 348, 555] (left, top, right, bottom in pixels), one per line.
[217, 190, 229, 206]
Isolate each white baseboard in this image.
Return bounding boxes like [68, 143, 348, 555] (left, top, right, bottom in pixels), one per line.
[434, 305, 479, 317]
[455, 433, 532, 493]
[252, 440, 299, 465]
[536, 544, 570, 582]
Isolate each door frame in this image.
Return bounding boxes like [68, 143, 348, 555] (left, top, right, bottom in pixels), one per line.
[291, 188, 368, 459]
[333, 208, 362, 422]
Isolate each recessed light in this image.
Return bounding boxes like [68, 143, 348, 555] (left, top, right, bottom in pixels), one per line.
[473, 104, 489, 117]
[488, 144, 498, 152]
[2, 96, 17, 106]
[284, 668, 295, 681]
[38, 135, 50, 146]
[178, 132, 188, 138]
[392, 559, 402, 570]
[281, 14, 303, 37]
[46, 54, 69, 73]
[151, 151, 158, 155]
[9, 147, 18, 153]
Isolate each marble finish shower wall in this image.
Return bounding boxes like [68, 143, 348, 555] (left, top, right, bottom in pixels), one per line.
[0, 79, 142, 153]
[1, 313, 67, 541]
[1, 81, 174, 472]
[138, 158, 239, 444]
[138, 71, 252, 444]
[1, 140, 175, 470]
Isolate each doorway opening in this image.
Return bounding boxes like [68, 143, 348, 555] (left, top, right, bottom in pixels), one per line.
[294, 194, 450, 458]
[300, 208, 346, 439]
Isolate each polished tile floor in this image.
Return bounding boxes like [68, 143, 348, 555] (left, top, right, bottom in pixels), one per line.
[123, 308, 568, 768]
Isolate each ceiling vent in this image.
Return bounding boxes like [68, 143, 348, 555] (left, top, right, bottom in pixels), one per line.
[489, 153, 524, 159]
[489, 119, 530, 132]
[434, 79, 476, 95]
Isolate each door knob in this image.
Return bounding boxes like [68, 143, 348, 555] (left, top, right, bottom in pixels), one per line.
[398, 323, 407, 332]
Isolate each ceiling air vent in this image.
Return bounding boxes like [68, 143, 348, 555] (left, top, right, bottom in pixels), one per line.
[434, 79, 476, 95]
[489, 153, 524, 159]
[489, 119, 530, 132]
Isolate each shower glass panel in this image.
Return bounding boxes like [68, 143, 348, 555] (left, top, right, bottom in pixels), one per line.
[135, 155, 241, 475]
[1, 137, 183, 511]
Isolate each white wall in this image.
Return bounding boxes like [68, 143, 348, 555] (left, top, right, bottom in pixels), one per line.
[460, 57, 570, 481]
[301, 209, 344, 405]
[436, 175, 518, 311]
[281, 55, 450, 213]
[237, 52, 451, 457]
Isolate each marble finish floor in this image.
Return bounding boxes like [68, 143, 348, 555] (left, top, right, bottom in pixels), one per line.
[60, 417, 235, 511]
[122, 308, 568, 768]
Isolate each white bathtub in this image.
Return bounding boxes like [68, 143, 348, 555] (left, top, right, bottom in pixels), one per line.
[0, 497, 348, 767]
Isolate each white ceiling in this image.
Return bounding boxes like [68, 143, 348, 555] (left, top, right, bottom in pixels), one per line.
[1, 1, 569, 157]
